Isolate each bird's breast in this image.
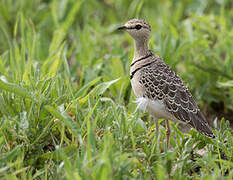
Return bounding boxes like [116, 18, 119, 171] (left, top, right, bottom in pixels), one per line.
[130, 71, 144, 98]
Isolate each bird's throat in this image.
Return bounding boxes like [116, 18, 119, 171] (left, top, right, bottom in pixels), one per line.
[134, 39, 149, 59]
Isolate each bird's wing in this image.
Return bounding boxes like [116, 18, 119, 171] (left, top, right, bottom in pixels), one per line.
[139, 57, 214, 138]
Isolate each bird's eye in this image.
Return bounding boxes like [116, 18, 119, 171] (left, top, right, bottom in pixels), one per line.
[135, 24, 142, 30]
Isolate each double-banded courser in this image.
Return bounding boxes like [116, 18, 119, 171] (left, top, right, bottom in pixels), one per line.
[118, 19, 214, 147]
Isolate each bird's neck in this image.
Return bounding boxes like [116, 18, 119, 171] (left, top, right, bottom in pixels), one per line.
[133, 39, 149, 59]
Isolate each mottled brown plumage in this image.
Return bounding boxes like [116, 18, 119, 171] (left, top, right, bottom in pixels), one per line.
[138, 54, 214, 138]
[118, 19, 215, 143]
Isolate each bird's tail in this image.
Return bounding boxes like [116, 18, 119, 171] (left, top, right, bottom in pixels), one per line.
[190, 111, 215, 138]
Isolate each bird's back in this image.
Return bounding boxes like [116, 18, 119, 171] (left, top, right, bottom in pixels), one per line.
[130, 52, 215, 138]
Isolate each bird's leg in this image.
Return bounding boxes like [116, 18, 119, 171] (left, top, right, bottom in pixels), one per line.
[165, 120, 170, 149]
[154, 118, 160, 151]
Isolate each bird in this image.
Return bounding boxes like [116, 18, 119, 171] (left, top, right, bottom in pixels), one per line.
[118, 19, 215, 148]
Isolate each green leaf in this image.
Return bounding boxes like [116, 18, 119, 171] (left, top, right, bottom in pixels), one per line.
[0, 145, 22, 165]
[217, 80, 233, 88]
[0, 79, 36, 102]
[42, 43, 65, 78]
[78, 78, 120, 104]
[76, 76, 102, 98]
[94, 78, 121, 95]
[44, 105, 81, 138]
[39, 145, 77, 161]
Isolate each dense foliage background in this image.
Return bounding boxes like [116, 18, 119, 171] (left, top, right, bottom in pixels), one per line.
[0, 0, 233, 179]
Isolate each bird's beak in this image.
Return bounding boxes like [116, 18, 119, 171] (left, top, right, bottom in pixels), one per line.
[117, 26, 127, 30]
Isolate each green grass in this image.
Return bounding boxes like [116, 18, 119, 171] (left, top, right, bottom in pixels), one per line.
[0, 0, 233, 179]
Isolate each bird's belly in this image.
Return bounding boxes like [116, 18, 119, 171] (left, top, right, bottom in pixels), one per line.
[135, 97, 173, 120]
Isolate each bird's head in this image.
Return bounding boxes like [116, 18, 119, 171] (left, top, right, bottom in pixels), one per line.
[118, 19, 151, 41]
